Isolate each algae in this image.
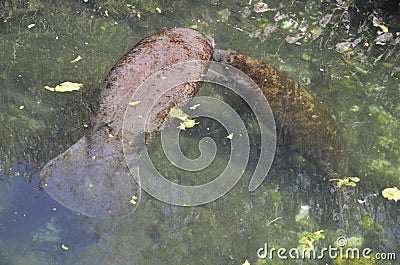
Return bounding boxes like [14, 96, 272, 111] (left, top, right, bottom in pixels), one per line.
[31, 217, 62, 243]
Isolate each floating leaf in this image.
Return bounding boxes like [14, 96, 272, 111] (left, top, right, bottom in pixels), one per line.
[253, 1, 269, 13]
[242, 259, 251, 265]
[373, 23, 389, 33]
[128, 100, 141, 107]
[285, 33, 304, 44]
[374, 32, 393, 45]
[329, 176, 360, 188]
[129, 195, 138, 205]
[178, 119, 198, 130]
[61, 244, 69, 251]
[382, 187, 400, 202]
[226, 133, 234, 139]
[190, 104, 201, 110]
[319, 13, 333, 28]
[44, 82, 83, 92]
[170, 108, 199, 130]
[70, 55, 82, 63]
[169, 108, 189, 121]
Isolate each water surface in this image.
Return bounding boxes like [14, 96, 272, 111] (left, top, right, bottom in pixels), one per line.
[1, 0, 399, 264]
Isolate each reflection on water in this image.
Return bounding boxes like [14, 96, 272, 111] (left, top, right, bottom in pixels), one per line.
[0, 0, 399, 264]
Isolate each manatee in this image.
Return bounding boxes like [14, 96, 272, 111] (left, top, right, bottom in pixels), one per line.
[40, 28, 214, 219]
[213, 50, 364, 231]
[213, 49, 347, 178]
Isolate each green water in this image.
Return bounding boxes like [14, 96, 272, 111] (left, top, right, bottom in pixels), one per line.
[0, 0, 399, 264]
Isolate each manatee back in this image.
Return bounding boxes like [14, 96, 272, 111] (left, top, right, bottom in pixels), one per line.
[40, 28, 214, 219]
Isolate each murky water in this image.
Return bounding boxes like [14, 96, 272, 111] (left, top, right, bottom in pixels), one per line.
[1, 0, 399, 264]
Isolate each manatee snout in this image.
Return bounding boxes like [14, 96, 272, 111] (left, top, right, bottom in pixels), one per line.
[213, 49, 234, 64]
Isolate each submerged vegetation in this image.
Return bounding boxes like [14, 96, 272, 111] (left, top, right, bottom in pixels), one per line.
[298, 230, 325, 250]
[90, 0, 175, 19]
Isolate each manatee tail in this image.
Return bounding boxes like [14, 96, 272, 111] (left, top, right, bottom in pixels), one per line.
[40, 135, 140, 219]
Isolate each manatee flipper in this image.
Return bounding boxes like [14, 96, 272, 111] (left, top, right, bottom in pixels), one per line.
[41, 134, 139, 219]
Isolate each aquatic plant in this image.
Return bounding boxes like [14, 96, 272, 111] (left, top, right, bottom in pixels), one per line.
[333, 255, 377, 265]
[298, 230, 325, 250]
[0, 240, 60, 265]
[92, 0, 185, 19]
[31, 217, 62, 243]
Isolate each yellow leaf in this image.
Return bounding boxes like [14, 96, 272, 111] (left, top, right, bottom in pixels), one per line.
[170, 108, 199, 130]
[44, 86, 55, 91]
[178, 119, 198, 130]
[129, 195, 138, 205]
[242, 259, 251, 265]
[169, 108, 189, 121]
[155, 7, 162, 13]
[178, 122, 187, 131]
[44, 82, 83, 92]
[373, 23, 389, 33]
[226, 133, 234, 139]
[382, 187, 400, 202]
[61, 244, 69, 251]
[129, 100, 141, 107]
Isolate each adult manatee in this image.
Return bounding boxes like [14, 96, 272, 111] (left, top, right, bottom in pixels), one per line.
[40, 28, 214, 219]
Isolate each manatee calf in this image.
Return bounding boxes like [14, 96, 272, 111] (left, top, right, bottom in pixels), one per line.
[213, 50, 364, 231]
[40, 28, 214, 219]
[213, 49, 347, 178]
